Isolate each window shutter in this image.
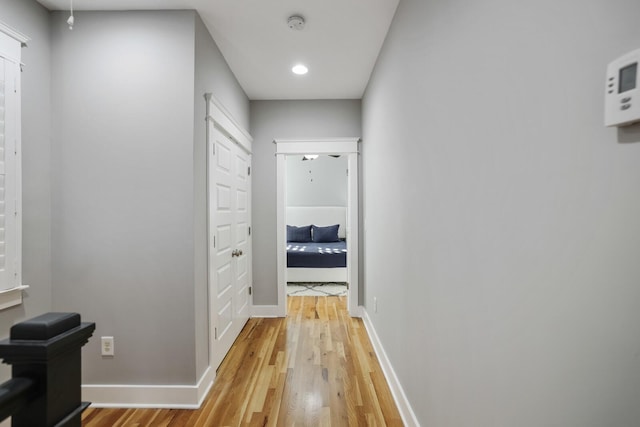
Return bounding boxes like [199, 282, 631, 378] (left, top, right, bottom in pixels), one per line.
[0, 28, 23, 293]
[0, 57, 17, 291]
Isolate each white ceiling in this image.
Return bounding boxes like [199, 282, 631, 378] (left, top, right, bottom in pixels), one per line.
[36, 0, 400, 100]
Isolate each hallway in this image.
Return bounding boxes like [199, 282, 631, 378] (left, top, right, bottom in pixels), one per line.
[82, 296, 403, 426]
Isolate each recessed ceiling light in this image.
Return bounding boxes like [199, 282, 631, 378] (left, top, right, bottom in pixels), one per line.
[292, 64, 308, 75]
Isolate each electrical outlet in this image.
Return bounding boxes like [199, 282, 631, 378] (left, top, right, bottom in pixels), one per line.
[374, 297, 378, 313]
[101, 336, 114, 356]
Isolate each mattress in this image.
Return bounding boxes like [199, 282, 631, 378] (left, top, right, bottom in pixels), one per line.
[286, 241, 347, 268]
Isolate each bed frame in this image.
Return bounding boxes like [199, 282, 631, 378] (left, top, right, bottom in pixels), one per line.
[286, 206, 348, 283]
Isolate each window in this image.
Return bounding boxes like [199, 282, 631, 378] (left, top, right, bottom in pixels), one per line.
[0, 22, 27, 310]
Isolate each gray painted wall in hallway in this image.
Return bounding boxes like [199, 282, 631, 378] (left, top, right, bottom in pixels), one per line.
[50, 10, 249, 385]
[0, 0, 53, 380]
[250, 100, 361, 306]
[362, 0, 640, 425]
[50, 10, 197, 385]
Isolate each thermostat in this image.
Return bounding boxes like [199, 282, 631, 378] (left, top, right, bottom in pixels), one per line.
[605, 48, 640, 127]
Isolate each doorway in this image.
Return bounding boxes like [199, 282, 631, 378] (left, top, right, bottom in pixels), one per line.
[275, 138, 360, 317]
[285, 154, 348, 298]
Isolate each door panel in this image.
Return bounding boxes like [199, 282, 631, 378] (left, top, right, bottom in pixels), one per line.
[216, 225, 232, 252]
[232, 149, 250, 328]
[216, 263, 231, 295]
[209, 124, 251, 371]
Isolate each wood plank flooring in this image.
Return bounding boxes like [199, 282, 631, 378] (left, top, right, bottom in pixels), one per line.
[82, 296, 403, 426]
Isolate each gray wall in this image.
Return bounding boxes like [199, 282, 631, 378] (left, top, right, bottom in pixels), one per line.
[362, 0, 640, 425]
[51, 10, 196, 385]
[49, 9, 250, 386]
[0, 0, 52, 379]
[193, 13, 250, 380]
[287, 155, 347, 207]
[250, 100, 361, 305]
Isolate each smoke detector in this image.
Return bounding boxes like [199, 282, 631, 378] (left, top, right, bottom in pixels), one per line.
[287, 15, 306, 31]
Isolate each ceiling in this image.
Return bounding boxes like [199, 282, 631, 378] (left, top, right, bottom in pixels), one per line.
[36, 0, 400, 100]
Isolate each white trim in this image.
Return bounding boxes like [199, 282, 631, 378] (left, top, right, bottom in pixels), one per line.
[205, 93, 252, 154]
[83, 367, 215, 409]
[275, 139, 361, 318]
[0, 285, 28, 310]
[0, 20, 29, 46]
[362, 309, 420, 427]
[273, 138, 359, 156]
[346, 153, 359, 316]
[250, 305, 283, 318]
[353, 305, 364, 318]
[276, 153, 287, 316]
[273, 137, 360, 144]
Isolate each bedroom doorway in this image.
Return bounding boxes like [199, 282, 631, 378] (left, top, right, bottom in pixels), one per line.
[285, 155, 348, 298]
[275, 138, 360, 317]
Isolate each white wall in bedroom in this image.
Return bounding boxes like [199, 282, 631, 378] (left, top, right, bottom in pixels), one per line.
[286, 155, 348, 208]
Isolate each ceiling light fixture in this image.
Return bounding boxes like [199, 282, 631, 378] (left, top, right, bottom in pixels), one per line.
[292, 64, 308, 75]
[67, 0, 75, 30]
[287, 15, 306, 31]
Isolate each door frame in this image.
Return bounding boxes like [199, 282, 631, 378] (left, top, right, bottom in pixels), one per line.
[206, 93, 253, 371]
[274, 138, 361, 317]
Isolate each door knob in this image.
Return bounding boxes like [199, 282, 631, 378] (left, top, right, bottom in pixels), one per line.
[231, 249, 243, 257]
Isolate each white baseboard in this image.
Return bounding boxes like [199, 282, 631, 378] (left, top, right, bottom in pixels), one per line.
[83, 366, 215, 409]
[362, 309, 420, 427]
[250, 304, 283, 318]
[351, 305, 364, 318]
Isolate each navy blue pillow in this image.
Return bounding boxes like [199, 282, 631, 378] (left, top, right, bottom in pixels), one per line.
[287, 225, 312, 242]
[312, 224, 340, 243]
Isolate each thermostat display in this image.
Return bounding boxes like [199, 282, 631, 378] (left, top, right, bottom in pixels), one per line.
[605, 49, 640, 127]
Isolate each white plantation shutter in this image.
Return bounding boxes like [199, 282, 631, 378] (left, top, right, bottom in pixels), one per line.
[0, 57, 18, 291]
[0, 24, 25, 305]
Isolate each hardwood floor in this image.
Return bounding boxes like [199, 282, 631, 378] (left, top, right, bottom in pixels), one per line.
[82, 296, 403, 426]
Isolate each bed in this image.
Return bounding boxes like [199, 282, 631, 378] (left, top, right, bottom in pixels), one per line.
[286, 206, 348, 283]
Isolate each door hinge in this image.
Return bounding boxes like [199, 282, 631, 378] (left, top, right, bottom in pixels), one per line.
[248, 166, 251, 176]
[248, 226, 251, 236]
[249, 286, 252, 296]
[214, 327, 217, 340]
[346, 169, 349, 176]
[213, 236, 216, 248]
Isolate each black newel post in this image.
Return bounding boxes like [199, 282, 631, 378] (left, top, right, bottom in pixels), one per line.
[0, 312, 95, 427]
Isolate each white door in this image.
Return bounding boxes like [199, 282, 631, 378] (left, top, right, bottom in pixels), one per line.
[209, 124, 251, 370]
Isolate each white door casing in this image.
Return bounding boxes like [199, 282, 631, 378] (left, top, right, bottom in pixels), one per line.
[206, 95, 252, 371]
[274, 138, 361, 317]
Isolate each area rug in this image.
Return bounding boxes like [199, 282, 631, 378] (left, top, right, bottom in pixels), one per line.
[287, 283, 348, 297]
